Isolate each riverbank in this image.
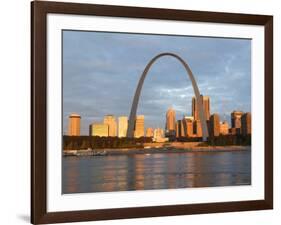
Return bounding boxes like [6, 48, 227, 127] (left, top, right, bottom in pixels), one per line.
[63, 144, 251, 156]
[100, 146, 250, 155]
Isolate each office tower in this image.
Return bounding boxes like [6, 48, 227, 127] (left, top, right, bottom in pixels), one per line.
[192, 96, 198, 120]
[182, 116, 194, 137]
[203, 96, 211, 120]
[176, 120, 184, 138]
[231, 111, 244, 135]
[165, 107, 176, 140]
[166, 107, 176, 131]
[241, 112, 251, 136]
[118, 116, 128, 138]
[231, 111, 243, 128]
[146, 128, 154, 137]
[209, 113, 220, 137]
[134, 115, 145, 138]
[68, 113, 81, 136]
[220, 121, 229, 135]
[103, 115, 117, 137]
[192, 95, 210, 121]
[193, 120, 202, 137]
[89, 123, 109, 137]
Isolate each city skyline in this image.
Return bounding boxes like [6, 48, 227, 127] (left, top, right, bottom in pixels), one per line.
[63, 30, 251, 135]
[66, 95, 251, 139]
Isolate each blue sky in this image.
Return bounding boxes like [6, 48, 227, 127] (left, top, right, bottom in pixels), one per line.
[63, 30, 251, 135]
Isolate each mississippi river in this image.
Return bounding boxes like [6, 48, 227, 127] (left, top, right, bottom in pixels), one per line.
[62, 149, 251, 193]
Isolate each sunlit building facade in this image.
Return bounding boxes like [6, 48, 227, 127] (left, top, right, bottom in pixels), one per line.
[104, 115, 117, 137]
[182, 116, 194, 137]
[145, 127, 154, 137]
[134, 115, 145, 138]
[241, 112, 251, 136]
[231, 111, 244, 127]
[193, 120, 202, 137]
[209, 113, 220, 137]
[118, 116, 128, 138]
[220, 121, 229, 135]
[192, 95, 210, 121]
[68, 113, 81, 136]
[166, 107, 176, 131]
[89, 123, 109, 137]
[153, 128, 167, 142]
[176, 120, 184, 138]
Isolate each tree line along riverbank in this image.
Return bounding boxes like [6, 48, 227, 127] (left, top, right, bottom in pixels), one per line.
[63, 135, 251, 151]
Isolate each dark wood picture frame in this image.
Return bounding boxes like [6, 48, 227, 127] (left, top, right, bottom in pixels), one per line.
[31, 1, 273, 224]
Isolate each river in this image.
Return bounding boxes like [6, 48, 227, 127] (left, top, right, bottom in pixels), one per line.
[62, 149, 251, 194]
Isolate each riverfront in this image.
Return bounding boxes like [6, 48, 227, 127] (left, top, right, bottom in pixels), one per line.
[63, 142, 250, 156]
[62, 148, 251, 193]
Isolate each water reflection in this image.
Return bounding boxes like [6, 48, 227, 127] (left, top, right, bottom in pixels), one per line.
[62, 150, 251, 194]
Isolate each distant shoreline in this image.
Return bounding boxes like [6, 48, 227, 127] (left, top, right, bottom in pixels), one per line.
[101, 146, 250, 155]
[63, 145, 251, 156]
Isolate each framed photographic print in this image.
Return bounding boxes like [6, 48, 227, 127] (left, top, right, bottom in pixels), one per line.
[31, 1, 273, 224]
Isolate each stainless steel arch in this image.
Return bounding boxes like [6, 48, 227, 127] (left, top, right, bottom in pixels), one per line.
[126, 52, 209, 141]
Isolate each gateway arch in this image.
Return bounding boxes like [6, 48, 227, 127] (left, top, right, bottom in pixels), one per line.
[126, 52, 209, 141]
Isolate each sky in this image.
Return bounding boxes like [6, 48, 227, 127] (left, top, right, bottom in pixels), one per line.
[63, 30, 251, 135]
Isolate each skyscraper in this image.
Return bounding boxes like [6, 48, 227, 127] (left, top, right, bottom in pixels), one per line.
[209, 113, 220, 137]
[231, 111, 244, 134]
[68, 113, 81, 136]
[193, 120, 202, 137]
[241, 112, 251, 136]
[166, 107, 176, 131]
[192, 95, 210, 121]
[165, 107, 176, 140]
[176, 120, 184, 138]
[182, 116, 194, 137]
[231, 111, 243, 128]
[103, 115, 117, 137]
[145, 128, 154, 137]
[134, 115, 144, 138]
[118, 116, 128, 138]
[89, 123, 109, 137]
